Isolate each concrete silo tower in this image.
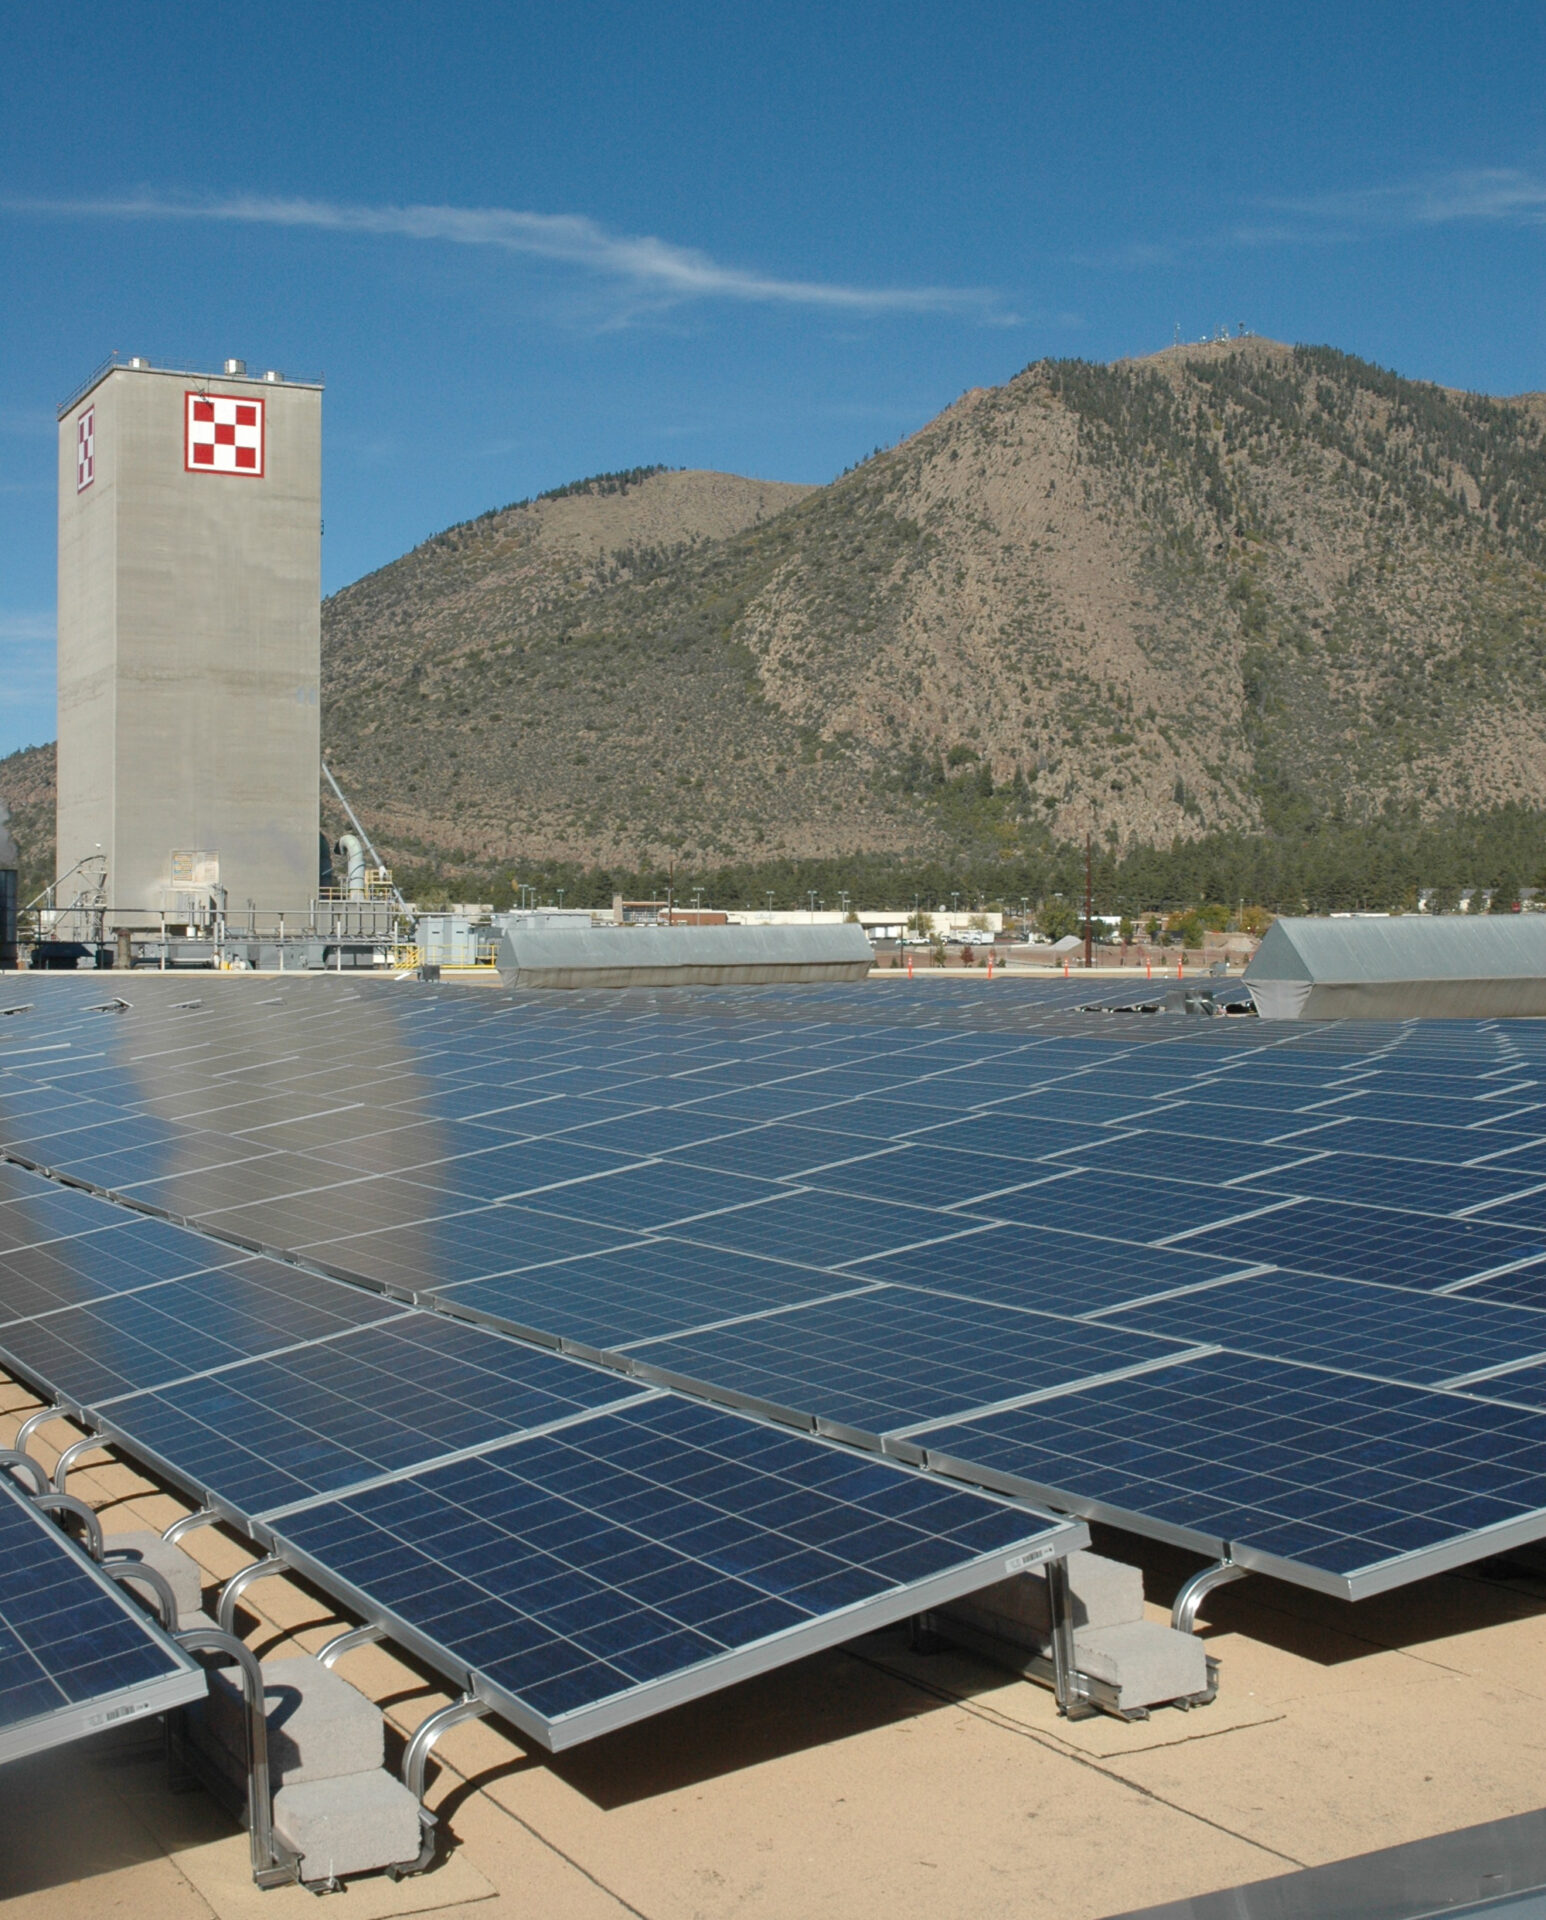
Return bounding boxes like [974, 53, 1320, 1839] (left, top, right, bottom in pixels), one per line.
[56, 357, 322, 930]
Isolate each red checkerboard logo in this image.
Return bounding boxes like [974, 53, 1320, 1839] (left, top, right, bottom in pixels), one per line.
[185, 391, 265, 477]
[76, 407, 95, 492]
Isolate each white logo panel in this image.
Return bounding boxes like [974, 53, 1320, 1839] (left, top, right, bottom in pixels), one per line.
[185, 392, 265, 477]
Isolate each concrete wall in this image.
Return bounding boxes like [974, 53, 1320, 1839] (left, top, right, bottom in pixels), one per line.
[57, 363, 321, 926]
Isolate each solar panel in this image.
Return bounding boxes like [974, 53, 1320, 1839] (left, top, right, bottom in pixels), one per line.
[0, 1217, 246, 1325]
[795, 1145, 1048, 1210]
[434, 1239, 878, 1351]
[96, 1316, 650, 1518]
[266, 1394, 1085, 1748]
[516, 1161, 785, 1231]
[0, 1475, 205, 1763]
[619, 1288, 1199, 1441]
[1233, 1152, 1546, 1217]
[671, 1188, 984, 1268]
[1094, 1268, 1546, 1387]
[963, 1168, 1288, 1244]
[0, 1259, 403, 1407]
[306, 1204, 642, 1292]
[1175, 1198, 1546, 1291]
[916, 1347, 1546, 1598]
[847, 1222, 1263, 1318]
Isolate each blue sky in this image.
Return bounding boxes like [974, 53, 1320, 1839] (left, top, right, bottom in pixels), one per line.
[2, 0, 1542, 757]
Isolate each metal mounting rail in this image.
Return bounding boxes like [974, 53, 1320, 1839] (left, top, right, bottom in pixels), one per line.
[0, 1448, 50, 1496]
[217, 1555, 288, 1635]
[15, 1406, 64, 1454]
[102, 1555, 180, 1632]
[317, 1622, 388, 1669]
[163, 1507, 218, 1546]
[176, 1627, 299, 1890]
[1172, 1557, 1249, 1634]
[34, 1491, 104, 1560]
[388, 1694, 494, 1880]
[53, 1434, 109, 1491]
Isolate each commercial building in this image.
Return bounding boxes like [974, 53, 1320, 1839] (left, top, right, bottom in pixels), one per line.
[56, 356, 322, 931]
[1244, 914, 1546, 1019]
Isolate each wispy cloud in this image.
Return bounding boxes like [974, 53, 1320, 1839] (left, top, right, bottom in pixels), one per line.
[0, 612, 55, 645]
[9, 192, 1005, 319]
[1263, 168, 1546, 230]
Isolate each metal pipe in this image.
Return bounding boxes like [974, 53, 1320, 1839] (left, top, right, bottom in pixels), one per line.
[15, 1406, 64, 1454]
[217, 1554, 288, 1634]
[386, 1694, 492, 1880]
[175, 1627, 297, 1889]
[34, 1491, 105, 1559]
[0, 1448, 50, 1496]
[53, 1433, 108, 1491]
[1171, 1558, 1249, 1634]
[317, 1622, 388, 1669]
[321, 761, 407, 910]
[102, 1555, 180, 1631]
[163, 1506, 217, 1545]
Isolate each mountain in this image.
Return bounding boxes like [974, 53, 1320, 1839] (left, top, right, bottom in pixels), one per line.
[6, 341, 1545, 894]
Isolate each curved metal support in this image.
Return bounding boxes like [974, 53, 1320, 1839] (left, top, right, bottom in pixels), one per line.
[388, 1695, 493, 1881]
[15, 1406, 65, 1454]
[163, 1506, 217, 1546]
[401, 1695, 492, 1803]
[1172, 1559, 1249, 1634]
[103, 1555, 179, 1631]
[34, 1491, 105, 1560]
[217, 1554, 287, 1635]
[175, 1627, 297, 1890]
[318, 1622, 387, 1669]
[53, 1433, 108, 1492]
[0, 1447, 50, 1496]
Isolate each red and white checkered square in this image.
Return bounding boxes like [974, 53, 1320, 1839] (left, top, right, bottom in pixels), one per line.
[76, 407, 95, 493]
[185, 391, 265, 477]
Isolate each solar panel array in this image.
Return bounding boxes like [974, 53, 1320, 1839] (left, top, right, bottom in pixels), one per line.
[0, 981, 1085, 1745]
[7, 972, 1546, 1615]
[0, 1472, 205, 1763]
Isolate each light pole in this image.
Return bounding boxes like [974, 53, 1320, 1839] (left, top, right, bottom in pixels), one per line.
[807, 891, 818, 921]
[765, 890, 775, 916]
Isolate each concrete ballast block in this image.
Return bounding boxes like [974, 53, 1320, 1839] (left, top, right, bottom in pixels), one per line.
[947, 1548, 1145, 1644]
[105, 1529, 207, 1625]
[273, 1772, 422, 1881]
[207, 1655, 384, 1786]
[1072, 1620, 1210, 1712]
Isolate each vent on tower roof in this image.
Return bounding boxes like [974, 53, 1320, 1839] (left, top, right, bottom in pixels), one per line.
[223, 358, 246, 377]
